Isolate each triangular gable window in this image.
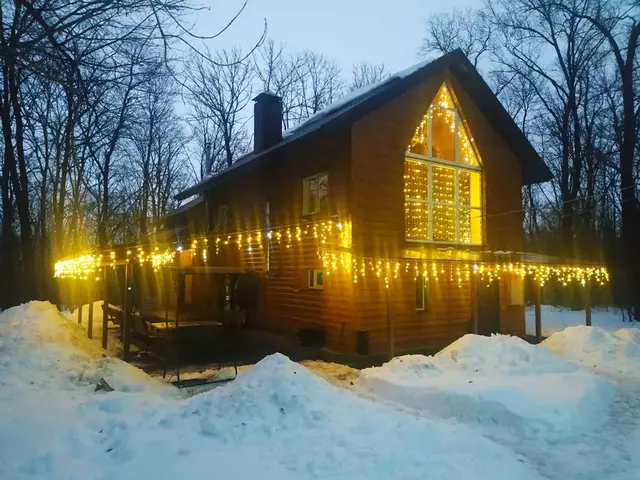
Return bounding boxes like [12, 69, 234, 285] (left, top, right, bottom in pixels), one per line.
[405, 83, 483, 245]
[408, 84, 480, 167]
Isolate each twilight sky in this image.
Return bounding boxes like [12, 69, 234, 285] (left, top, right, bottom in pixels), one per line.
[196, 0, 481, 74]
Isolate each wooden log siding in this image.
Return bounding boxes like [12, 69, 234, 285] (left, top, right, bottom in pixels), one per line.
[349, 68, 527, 353]
[353, 263, 472, 354]
[164, 66, 531, 354]
[261, 237, 356, 352]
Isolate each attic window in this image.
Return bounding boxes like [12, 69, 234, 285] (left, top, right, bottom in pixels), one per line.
[405, 83, 483, 245]
[302, 173, 328, 216]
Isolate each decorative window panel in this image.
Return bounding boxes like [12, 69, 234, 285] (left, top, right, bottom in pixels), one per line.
[404, 83, 483, 245]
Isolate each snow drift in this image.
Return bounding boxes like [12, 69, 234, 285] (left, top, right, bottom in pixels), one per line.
[542, 326, 640, 379]
[358, 334, 615, 435]
[0, 302, 543, 480]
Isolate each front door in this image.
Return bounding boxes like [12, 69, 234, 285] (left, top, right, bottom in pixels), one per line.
[478, 281, 500, 335]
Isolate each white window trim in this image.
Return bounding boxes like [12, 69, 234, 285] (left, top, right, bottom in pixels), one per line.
[302, 172, 328, 216]
[308, 269, 324, 290]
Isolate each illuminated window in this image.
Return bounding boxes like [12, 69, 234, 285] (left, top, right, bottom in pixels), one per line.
[308, 269, 324, 289]
[302, 173, 328, 215]
[405, 83, 482, 245]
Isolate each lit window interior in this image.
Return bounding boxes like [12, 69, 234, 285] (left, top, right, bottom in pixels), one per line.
[405, 83, 482, 245]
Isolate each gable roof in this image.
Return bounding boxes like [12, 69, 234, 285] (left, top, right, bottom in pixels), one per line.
[176, 50, 551, 201]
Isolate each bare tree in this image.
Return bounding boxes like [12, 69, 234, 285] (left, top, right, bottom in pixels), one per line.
[253, 39, 307, 129]
[0, 0, 261, 306]
[350, 61, 389, 90]
[186, 47, 254, 171]
[488, 0, 606, 255]
[420, 8, 493, 66]
[293, 51, 345, 120]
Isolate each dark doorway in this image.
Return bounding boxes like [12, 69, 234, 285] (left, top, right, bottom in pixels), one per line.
[478, 281, 500, 335]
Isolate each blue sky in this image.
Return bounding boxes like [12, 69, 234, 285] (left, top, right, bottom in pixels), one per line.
[195, 0, 481, 74]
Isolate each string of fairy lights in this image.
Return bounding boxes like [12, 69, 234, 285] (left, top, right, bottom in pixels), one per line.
[54, 217, 609, 290]
[317, 250, 609, 289]
[53, 83, 610, 289]
[54, 220, 350, 280]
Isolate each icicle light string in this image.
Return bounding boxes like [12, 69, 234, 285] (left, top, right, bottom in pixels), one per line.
[54, 220, 350, 279]
[317, 250, 609, 288]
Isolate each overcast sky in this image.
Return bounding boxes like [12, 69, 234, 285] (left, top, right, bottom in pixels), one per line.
[196, 0, 481, 74]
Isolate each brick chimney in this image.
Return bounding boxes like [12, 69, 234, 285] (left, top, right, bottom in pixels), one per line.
[253, 92, 283, 153]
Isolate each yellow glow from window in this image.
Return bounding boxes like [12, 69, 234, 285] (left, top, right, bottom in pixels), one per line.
[405, 83, 483, 245]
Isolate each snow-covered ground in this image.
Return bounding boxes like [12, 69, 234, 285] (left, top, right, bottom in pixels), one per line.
[360, 325, 640, 479]
[0, 302, 542, 480]
[525, 304, 635, 337]
[2, 301, 640, 479]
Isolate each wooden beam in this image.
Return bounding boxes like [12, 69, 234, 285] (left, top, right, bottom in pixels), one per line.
[123, 262, 131, 361]
[534, 281, 542, 343]
[386, 287, 395, 360]
[77, 303, 83, 325]
[87, 285, 94, 339]
[585, 284, 592, 327]
[471, 273, 479, 334]
[102, 266, 108, 350]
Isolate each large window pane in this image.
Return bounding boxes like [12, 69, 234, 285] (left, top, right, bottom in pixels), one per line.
[459, 207, 482, 244]
[303, 177, 317, 214]
[318, 174, 329, 212]
[405, 161, 429, 200]
[432, 166, 456, 205]
[431, 105, 455, 161]
[459, 170, 481, 208]
[432, 204, 456, 242]
[456, 119, 480, 167]
[408, 118, 429, 156]
[405, 202, 429, 240]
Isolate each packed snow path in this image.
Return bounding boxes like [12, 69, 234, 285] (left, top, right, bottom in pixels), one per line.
[359, 329, 640, 480]
[477, 382, 640, 480]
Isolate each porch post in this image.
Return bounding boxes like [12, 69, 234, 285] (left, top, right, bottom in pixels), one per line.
[77, 302, 83, 325]
[123, 262, 131, 361]
[471, 271, 479, 334]
[102, 266, 109, 350]
[534, 281, 542, 343]
[88, 284, 94, 339]
[585, 282, 592, 327]
[386, 286, 395, 360]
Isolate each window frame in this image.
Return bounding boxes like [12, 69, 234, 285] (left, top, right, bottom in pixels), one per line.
[404, 103, 483, 246]
[302, 172, 329, 216]
[216, 205, 232, 234]
[308, 269, 324, 290]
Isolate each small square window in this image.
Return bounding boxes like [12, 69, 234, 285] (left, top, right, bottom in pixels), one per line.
[302, 173, 328, 215]
[415, 275, 426, 311]
[308, 269, 324, 290]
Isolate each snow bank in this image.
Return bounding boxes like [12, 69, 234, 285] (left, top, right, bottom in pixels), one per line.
[542, 326, 640, 379]
[525, 305, 629, 337]
[359, 334, 615, 435]
[614, 328, 640, 344]
[0, 302, 543, 480]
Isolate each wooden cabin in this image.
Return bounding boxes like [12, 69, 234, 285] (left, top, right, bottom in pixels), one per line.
[168, 50, 552, 355]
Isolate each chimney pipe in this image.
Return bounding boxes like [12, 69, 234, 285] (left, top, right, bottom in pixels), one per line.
[253, 92, 283, 153]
